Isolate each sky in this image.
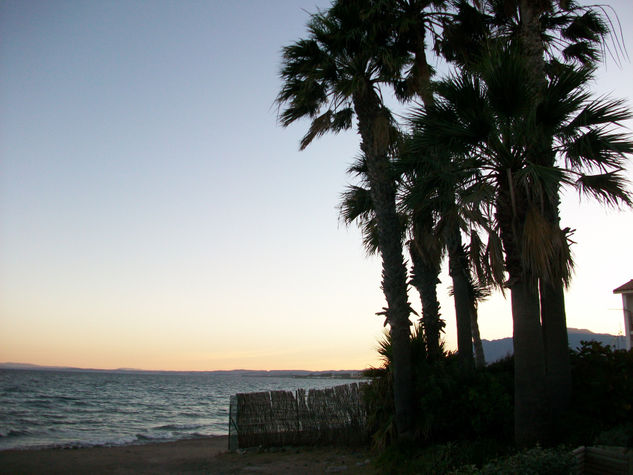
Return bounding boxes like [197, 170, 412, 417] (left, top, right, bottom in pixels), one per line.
[1, 0, 632, 371]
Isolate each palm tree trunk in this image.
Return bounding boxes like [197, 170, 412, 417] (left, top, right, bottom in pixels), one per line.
[373, 184, 414, 439]
[518, 0, 572, 434]
[511, 276, 548, 447]
[471, 307, 485, 367]
[540, 193, 571, 434]
[353, 88, 414, 439]
[518, 1, 548, 93]
[447, 223, 474, 369]
[541, 283, 571, 444]
[446, 221, 474, 368]
[405, 18, 448, 364]
[497, 171, 549, 446]
[409, 239, 443, 361]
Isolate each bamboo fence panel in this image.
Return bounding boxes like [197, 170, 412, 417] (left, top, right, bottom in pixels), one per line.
[572, 446, 633, 474]
[229, 383, 368, 449]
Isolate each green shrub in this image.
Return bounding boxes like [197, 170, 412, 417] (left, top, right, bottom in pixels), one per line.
[567, 342, 633, 445]
[412, 355, 513, 443]
[363, 353, 514, 449]
[475, 446, 576, 474]
[363, 327, 514, 449]
[364, 338, 633, 474]
[375, 440, 512, 475]
[594, 424, 633, 447]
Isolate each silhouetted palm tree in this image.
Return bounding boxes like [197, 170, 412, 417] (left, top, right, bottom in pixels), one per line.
[399, 128, 500, 369]
[437, 0, 626, 444]
[276, 1, 416, 438]
[486, 0, 617, 440]
[490, 0, 628, 443]
[385, 0, 489, 368]
[408, 211, 445, 361]
[409, 45, 632, 445]
[340, 156, 446, 362]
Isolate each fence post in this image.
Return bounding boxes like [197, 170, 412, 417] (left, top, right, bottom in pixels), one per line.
[228, 395, 238, 451]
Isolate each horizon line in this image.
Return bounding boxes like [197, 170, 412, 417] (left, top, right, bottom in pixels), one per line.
[0, 362, 367, 374]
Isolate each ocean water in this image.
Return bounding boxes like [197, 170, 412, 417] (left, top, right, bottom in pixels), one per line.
[0, 369, 361, 451]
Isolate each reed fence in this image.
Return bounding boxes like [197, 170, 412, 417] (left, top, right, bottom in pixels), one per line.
[228, 382, 368, 450]
[572, 446, 633, 474]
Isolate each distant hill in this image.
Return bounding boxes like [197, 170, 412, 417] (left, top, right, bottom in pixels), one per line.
[2, 329, 625, 372]
[0, 362, 45, 370]
[482, 328, 626, 364]
[0, 363, 363, 379]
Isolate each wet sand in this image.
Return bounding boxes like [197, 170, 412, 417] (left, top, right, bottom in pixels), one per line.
[0, 436, 375, 474]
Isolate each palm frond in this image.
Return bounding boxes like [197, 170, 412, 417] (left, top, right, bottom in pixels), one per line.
[566, 96, 632, 130]
[276, 35, 337, 128]
[299, 108, 354, 150]
[521, 206, 573, 284]
[339, 185, 374, 225]
[411, 217, 444, 268]
[300, 111, 334, 150]
[346, 154, 369, 178]
[562, 41, 601, 65]
[539, 65, 592, 133]
[563, 128, 633, 172]
[575, 172, 633, 207]
[515, 162, 571, 208]
[478, 44, 534, 120]
[338, 185, 381, 256]
[468, 230, 488, 287]
[409, 74, 493, 155]
[361, 217, 382, 256]
[484, 227, 506, 290]
[561, 10, 608, 46]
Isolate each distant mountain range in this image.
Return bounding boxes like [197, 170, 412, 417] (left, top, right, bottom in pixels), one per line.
[482, 328, 626, 363]
[1, 329, 624, 373]
[0, 362, 363, 379]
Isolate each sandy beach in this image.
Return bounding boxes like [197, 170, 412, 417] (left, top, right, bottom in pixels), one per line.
[0, 436, 375, 474]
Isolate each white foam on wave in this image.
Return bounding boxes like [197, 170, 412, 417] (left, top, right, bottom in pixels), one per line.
[135, 430, 175, 441]
[153, 423, 207, 431]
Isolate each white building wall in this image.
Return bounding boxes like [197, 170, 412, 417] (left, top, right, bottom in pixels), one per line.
[624, 293, 633, 351]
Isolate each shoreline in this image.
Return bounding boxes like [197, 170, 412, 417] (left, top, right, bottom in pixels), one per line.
[0, 435, 375, 474]
[0, 436, 228, 474]
[0, 433, 228, 453]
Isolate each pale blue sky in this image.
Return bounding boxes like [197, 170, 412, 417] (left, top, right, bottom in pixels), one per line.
[1, 0, 631, 370]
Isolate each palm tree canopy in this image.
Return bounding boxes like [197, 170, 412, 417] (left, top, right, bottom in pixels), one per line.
[408, 44, 632, 283]
[276, 0, 414, 149]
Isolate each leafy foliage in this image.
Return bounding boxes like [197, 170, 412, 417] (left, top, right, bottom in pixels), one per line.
[566, 341, 633, 446]
[375, 439, 513, 474]
[408, 44, 632, 284]
[364, 329, 513, 450]
[471, 446, 576, 475]
[365, 338, 633, 471]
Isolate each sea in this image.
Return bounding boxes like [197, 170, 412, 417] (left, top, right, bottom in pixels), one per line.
[0, 369, 362, 451]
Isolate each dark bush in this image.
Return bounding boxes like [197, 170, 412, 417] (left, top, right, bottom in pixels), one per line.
[412, 354, 513, 443]
[363, 332, 513, 449]
[567, 342, 633, 445]
[364, 336, 633, 474]
[473, 446, 576, 474]
[375, 439, 513, 474]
